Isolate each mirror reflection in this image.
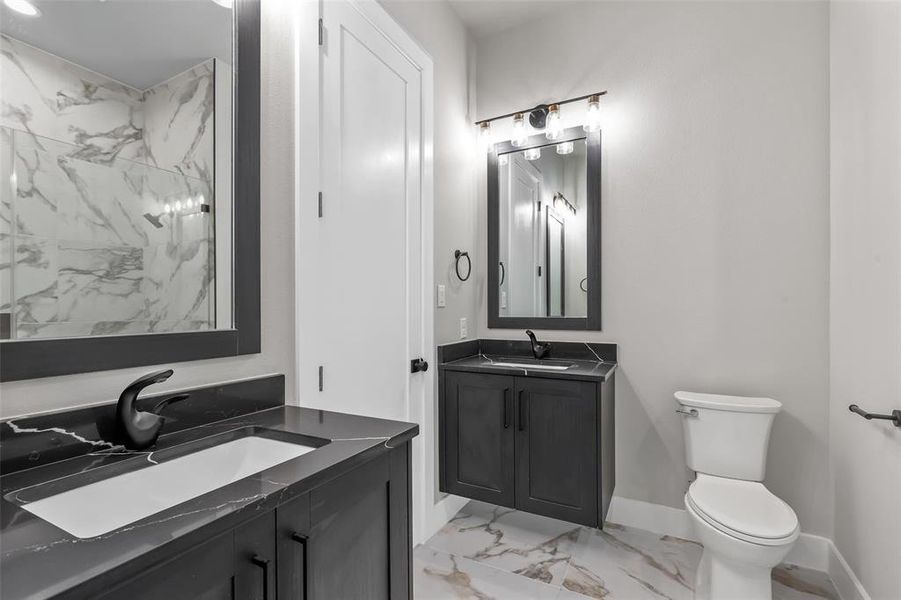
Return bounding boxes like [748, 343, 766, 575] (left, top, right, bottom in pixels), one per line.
[497, 139, 588, 318]
[0, 0, 234, 340]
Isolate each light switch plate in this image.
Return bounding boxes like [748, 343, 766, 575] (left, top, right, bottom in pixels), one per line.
[437, 285, 446, 308]
[500, 290, 507, 308]
[459, 317, 467, 339]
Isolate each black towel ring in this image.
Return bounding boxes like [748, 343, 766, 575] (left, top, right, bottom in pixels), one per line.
[580, 277, 588, 292]
[499, 261, 505, 286]
[454, 250, 471, 282]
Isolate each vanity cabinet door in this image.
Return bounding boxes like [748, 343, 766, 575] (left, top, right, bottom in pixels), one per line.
[443, 372, 516, 508]
[308, 447, 411, 600]
[94, 532, 236, 600]
[277, 492, 311, 600]
[515, 377, 599, 526]
[234, 512, 277, 600]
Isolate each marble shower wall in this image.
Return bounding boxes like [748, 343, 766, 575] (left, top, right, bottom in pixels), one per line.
[0, 35, 224, 339]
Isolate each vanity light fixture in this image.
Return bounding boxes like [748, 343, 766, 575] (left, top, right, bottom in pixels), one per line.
[523, 147, 541, 161]
[556, 141, 574, 155]
[474, 91, 606, 142]
[511, 113, 528, 147]
[478, 121, 493, 153]
[583, 94, 601, 133]
[553, 192, 577, 217]
[545, 104, 562, 140]
[4, 0, 41, 17]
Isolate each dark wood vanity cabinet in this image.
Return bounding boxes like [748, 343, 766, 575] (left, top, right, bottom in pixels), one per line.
[95, 444, 411, 600]
[441, 371, 615, 528]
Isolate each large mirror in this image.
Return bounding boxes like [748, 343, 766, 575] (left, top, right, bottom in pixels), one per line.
[488, 127, 601, 330]
[0, 0, 260, 380]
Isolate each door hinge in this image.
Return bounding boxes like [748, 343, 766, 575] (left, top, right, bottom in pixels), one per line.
[318, 365, 324, 391]
[318, 18, 324, 46]
[318, 191, 323, 218]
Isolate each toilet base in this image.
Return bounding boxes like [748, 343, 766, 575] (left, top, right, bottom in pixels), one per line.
[694, 550, 774, 600]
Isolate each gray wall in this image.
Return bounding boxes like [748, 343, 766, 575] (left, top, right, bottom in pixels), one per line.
[0, 0, 297, 418]
[474, 1, 832, 535]
[829, 1, 901, 596]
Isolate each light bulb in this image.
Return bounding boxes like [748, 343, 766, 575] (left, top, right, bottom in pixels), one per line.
[498, 154, 509, 166]
[523, 147, 541, 161]
[478, 121, 493, 152]
[583, 94, 601, 133]
[175, 201, 183, 211]
[545, 104, 562, 140]
[511, 113, 528, 147]
[4, 0, 40, 16]
[164, 204, 171, 213]
[556, 141, 574, 155]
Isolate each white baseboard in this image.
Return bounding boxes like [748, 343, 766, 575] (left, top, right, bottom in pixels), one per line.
[827, 539, 872, 600]
[606, 496, 869, 600]
[416, 493, 468, 546]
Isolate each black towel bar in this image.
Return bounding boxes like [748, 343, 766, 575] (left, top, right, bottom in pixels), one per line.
[848, 404, 901, 427]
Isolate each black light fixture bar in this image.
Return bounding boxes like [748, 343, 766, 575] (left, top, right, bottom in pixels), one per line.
[475, 90, 608, 126]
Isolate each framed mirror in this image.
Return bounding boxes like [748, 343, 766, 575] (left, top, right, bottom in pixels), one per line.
[488, 126, 601, 330]
[0, 0, 260, 381]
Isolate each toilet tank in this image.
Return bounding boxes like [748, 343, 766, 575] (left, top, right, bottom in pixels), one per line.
[675, 391, 782, 481]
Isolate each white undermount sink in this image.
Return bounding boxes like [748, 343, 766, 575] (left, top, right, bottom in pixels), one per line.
[488, 361, 574, 371]
[21, 436, 316, 539]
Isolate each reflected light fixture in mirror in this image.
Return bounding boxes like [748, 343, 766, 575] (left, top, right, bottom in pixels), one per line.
[4, 0, 40, 16]
[545, 103, 562, 140]
[498, 154, 509, 166]
[556, 141, 574, 155]
[511, 113, 528, 147]
[584, 94, 601, 132]
[524, 147, 541, 161]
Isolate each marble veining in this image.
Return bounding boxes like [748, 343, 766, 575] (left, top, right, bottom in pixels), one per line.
[0, 34, 222, 339]
[415, 501, 841, 600]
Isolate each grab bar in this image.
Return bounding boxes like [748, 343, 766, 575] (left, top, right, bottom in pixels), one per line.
[848, 404, 901, 427]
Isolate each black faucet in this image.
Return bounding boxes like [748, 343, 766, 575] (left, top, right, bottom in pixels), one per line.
[116, 369, 190, 450]
[525, 330, 551, 360]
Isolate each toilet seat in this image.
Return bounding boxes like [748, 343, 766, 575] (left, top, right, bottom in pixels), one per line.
[687, 474, 799, 546]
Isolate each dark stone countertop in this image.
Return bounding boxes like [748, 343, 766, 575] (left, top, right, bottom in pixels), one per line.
[438, 338, 617, 382]
[0, 403, 418, 599]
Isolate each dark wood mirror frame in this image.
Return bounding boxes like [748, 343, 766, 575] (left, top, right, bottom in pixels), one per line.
[0, 0, 261, 382]
[487, 126, 602, 331]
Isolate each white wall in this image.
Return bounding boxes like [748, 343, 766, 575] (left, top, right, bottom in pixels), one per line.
[0, 0, 298, 418]
[379, 0, 480, 347]
[475, 1, 832, 535]
[829, 1, 901, 597]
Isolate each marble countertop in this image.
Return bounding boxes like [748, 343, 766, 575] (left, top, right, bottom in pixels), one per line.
[442, 354, 616, 382]
[0, 406, 418, 600]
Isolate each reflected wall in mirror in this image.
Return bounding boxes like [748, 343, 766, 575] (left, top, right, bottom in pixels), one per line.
[488, 127, 601, 330]
[0, 0, 234, 341]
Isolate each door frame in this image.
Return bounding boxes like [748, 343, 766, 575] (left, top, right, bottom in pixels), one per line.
[295, 0, 448, 545]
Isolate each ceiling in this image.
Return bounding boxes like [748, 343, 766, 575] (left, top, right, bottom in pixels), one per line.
[447, 0, 576, 40]
[0, 0, 233, 90]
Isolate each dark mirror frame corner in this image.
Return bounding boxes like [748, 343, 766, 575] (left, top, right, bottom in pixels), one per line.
[0, 0, 261, 382]
[487, 126, 602, 331]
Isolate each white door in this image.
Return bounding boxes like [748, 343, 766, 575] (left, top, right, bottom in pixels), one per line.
[316, 0, 423, 424]
[506, 155, 542, 316]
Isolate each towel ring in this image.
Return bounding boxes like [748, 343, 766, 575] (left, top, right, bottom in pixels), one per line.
[499, 261, 505, 286]
[454, 250, 471, 282]
[580, 277, 588, 292]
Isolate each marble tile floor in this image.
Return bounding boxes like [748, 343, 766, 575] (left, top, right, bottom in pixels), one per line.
[414, 501, 840, 600]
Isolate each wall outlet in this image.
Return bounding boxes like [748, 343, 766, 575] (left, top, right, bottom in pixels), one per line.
[437, 285, 446, 308]
[459, 317, 468, 339]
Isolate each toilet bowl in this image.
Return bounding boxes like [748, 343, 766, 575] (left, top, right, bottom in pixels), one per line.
[675, 391, 799, 600]
[685, 474, 799, 600]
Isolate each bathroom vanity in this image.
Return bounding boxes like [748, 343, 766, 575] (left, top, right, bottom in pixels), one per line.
[0, 376, 417, 600]
[438, 340, 616, 528]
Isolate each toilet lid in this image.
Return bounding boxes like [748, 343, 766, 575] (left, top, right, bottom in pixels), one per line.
[687, 474, 799, 543]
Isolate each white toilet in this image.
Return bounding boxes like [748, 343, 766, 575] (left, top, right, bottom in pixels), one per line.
[676, 391, 800, 600]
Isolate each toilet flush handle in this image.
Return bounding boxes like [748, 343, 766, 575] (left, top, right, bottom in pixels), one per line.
[676, 407, 699, 417]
